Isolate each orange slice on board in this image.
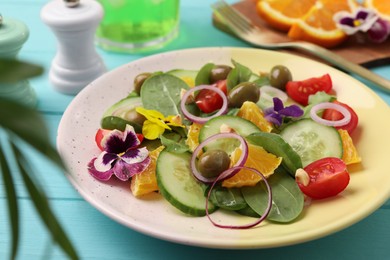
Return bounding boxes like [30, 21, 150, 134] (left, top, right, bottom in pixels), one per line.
[257, 0, 359, 48]
[222, 144, 282, 188]
[130, 145, 165, 197]
[365, 0, 390, 21]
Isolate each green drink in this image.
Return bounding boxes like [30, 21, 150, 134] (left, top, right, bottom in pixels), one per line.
[96, 0, 180, 53]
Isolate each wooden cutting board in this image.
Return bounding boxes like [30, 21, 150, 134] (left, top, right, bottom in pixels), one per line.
[212, 0, 390, 68]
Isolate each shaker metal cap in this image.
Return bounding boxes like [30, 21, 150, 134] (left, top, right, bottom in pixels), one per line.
[64, 0, 80, 8]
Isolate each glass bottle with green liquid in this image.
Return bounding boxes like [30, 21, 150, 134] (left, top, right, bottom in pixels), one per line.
[96, 0, 180, 53]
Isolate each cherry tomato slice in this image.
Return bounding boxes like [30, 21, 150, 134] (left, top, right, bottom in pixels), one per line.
[296, 157, 350, 200]
[195, 79, 227, 113]
[286, 74, 332, 106]
[322, 100, 358, 135]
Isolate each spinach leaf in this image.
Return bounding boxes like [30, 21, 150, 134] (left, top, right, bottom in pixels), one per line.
[226, 60, 253, 91]
[140, 73, 189, 116]
[195, 63, 214, 86]
[242, 167, 304, 223]
[160, 131, 189, 153]
[209, 186, 247, 211]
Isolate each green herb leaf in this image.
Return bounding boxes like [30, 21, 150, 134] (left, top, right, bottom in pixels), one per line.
[226, 60, 253, 91]
[208, 186, 247, 211]
[160, 133, 189, 153]
[194, 63, 214, 86]
[0, 138, 19, 260]
[242, 167, 304, 223]
[11, 143, 79, 260]
[0, 98, 64, 170]
[141, 74, 189, 117]
[0, 59, 43, 83]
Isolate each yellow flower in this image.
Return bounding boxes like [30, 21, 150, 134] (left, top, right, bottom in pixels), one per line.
[136, 107, 184, 140]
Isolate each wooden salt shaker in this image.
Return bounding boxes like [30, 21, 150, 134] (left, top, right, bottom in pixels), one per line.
[0, 16, 37, 107]
[41, 0, 106, 95]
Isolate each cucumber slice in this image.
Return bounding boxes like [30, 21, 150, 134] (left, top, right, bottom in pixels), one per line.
[156, 150, 216, 216]
[102, 96, 142, 118]
[280, 119, 343, 167]
[198, 115, 261, 153]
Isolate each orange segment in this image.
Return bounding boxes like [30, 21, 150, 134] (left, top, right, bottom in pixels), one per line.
[257, 0, 359, 48]
[338, 129, 361, 165]
[237, 101, 273, 133]
[130, 146, 165, 197]
[257, 0, 317, 31]
[365, 0, 390, 21]
[185, 122, 203, 152]
[288, 0, 357, 48]
[222, 143, 282, 188]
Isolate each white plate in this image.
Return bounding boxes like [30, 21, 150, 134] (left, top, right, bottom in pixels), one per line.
[57, 47, 390, 249]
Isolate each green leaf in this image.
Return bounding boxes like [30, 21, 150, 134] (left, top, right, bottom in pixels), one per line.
[141, 74, 189, 117]
[160, 132, 189, 153]
[10, 143, 79, 260]
[0, 138, 19, 260]
[226, 59, 253, 91]
[194, 62, 214, 86]
[242, 167, 304, 223]
[208, 186, 247, 211]
[0, 59, 43, 83]
[0, 98, 65, 169]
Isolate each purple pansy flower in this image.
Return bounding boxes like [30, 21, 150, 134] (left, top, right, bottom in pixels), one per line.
[88, 124, 150, 181]
[264, 97, 304, 126]
[334, 7, 390, 43]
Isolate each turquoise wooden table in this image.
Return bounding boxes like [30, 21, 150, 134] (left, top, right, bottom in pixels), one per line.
[1, 0, 390, 259]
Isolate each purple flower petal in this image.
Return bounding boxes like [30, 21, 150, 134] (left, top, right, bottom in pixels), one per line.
[103, 125, 140, 154]
[279, 104, 304, 117]
[121, 147, 149, 164]
[113, 156, 151, 181]
[94, 152, 117, 172]
[367, 18, 390, 43]
[88, 158, 114, 181]
[339, 17, 355, 27]
[273, 97, 284, 111]
[265, 113, 283, 126]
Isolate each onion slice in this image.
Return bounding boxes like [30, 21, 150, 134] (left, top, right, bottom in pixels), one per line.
[180, 84, 228, 124]
[310, 102, 351, 127]
[190, 133, 248, 184]
[260, 85, 288, 103]
[206, 166, 272, 229]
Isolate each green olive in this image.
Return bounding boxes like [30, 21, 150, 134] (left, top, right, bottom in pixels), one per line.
[198, 149, 231, 178]
[123, 109, 146, 126]
[134, 72, 152, 95]
[228, 82, 260, 108]
[269, 65, 292, 91]
[209, 65, 232, 83]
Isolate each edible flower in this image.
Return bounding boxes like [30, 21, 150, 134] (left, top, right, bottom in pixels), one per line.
[136, 107, 184, 140]
[88, 124, 150, 181]
[264, 97, 303, 126]
[334, 7, 390, 43]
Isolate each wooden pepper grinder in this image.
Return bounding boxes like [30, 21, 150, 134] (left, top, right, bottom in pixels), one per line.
[41, 0, 106, 95]
[0, 15, 37, 107]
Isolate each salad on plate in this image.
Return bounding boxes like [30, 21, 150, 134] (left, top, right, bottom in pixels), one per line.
[86, 60, 361, 229]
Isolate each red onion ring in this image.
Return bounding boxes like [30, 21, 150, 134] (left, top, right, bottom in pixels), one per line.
[260, 85, 288, 103]
[190, 133, 248, 184]
[180, 84, 228, 124]
[206, 166, 272, 229]
[310, 102, 351, 127]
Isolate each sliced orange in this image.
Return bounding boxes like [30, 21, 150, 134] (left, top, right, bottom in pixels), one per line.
[222, 143, 282, 188]
[185, 122, 203, 152]
[338, 129, 361, 165]
[257, 0, 317, 31]
[365, 0, 390, 21]
[237, 101, 273, 133]
[257, 0, 359, 48]
[130, 146, 165, 197]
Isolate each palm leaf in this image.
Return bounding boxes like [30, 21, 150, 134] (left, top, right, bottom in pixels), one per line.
[0, 98, 65, 169]
[0, 59, 43, 83]
[10, 143, 79, 260]
[0, 138, 19, 260]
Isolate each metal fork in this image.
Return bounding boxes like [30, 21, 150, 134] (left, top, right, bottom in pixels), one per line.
[212, 0, 390, 93]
